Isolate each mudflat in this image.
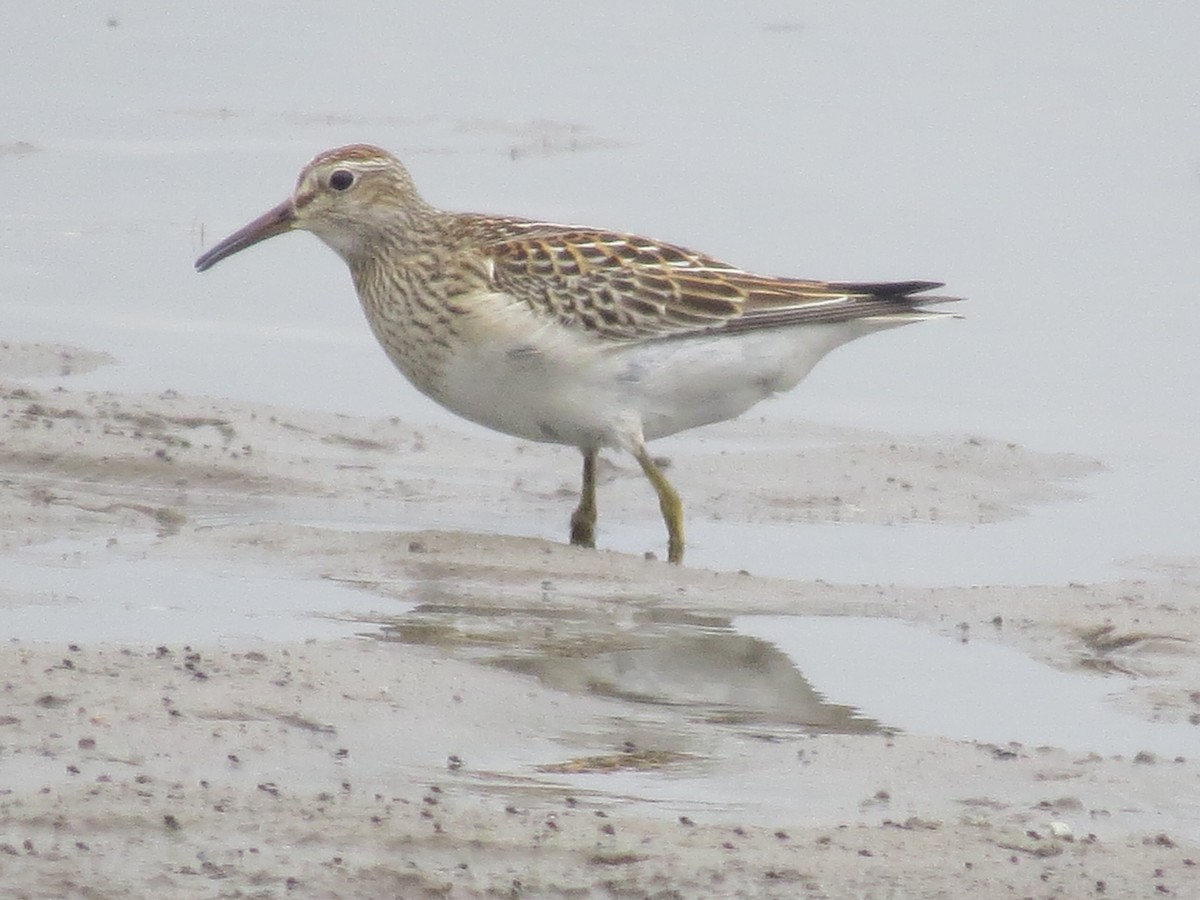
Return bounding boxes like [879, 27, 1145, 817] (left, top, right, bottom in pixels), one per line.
[2, 343, 1198, 898]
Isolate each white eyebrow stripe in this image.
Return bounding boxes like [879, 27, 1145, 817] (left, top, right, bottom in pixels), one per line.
[318, 154, 395, 172]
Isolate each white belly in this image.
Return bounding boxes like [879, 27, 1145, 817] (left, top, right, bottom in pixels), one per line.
[426, 298, 912, 451]
[621, 319, 906, 441]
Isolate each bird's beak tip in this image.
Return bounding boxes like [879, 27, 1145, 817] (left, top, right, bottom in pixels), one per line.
[194, 198, 296, 273]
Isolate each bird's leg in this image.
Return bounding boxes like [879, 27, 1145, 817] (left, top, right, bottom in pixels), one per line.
[569, 448, 598, 548]
[634, 445, 684, 564]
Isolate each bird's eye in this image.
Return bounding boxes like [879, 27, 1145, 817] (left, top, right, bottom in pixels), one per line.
[328, 169, 355, 191]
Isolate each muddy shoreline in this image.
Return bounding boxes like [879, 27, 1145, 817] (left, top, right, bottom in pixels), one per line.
[2, 343, 1198, 897]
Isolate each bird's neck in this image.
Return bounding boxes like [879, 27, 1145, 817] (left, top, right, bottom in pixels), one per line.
[331, 204, 445, 269]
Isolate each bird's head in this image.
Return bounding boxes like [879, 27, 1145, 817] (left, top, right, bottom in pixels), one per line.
[195, 144, 431, 271]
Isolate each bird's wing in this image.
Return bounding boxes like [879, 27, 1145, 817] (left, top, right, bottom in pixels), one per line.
[474, 220, 958, 343]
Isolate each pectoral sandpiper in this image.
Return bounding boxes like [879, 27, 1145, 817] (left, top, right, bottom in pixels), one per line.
[195, 144, 959, 564]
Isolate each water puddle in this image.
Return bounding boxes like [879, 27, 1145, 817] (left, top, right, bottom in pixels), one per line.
[0, 540, 409, 644]
[368, 589, 1199, 759]
[735, 615, 1200, 758]
[373, 600, 881, 738]
[7, 530, 1194, 768]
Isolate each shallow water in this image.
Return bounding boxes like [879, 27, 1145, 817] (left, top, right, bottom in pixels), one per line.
[0, 538, 408, 644]
[357, 598, 1200, 837]
[736, 615, 1200, 759]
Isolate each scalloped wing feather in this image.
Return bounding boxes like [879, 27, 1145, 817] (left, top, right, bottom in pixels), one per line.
[467, 218, 957, 342]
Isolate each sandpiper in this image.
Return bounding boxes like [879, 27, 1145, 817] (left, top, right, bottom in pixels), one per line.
[195, 144, 958, 563]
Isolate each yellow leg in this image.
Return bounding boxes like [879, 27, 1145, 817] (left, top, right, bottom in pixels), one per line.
[569, 448, 597, 548]
[635, 446, 684, 564]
